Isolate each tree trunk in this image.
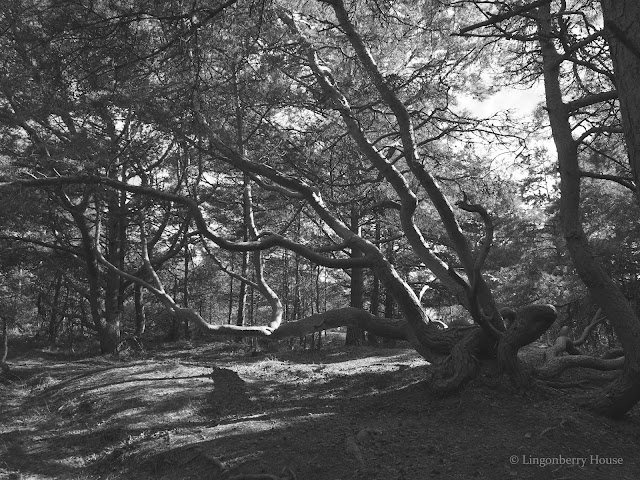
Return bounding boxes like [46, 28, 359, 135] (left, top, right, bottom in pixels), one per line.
[368, 273, 381, 345]
[227, 253, 234, 324]
[167, 279, 181, 341]
[367, 219, 381, 345]
[236, 242, 248, 328]
[382, 241, 396, 347]
[346, 206, 366, 345]
[134, 283, 146, 337]
[183, 242, 191, 339]
[101, 186, 124, 353]
[68, 201, 106, 348]
[0, 316, 8, 372]
[538, 3, 640, 417]
[97, 318, 120, 354]
[600, 0, 640, 204]
[48, 274, 63, 342]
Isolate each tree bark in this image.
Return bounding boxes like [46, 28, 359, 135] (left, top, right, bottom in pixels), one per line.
[134, 283, 146, 337]
[600, 0, 640, 203]
[48, 274, 63, 342]
[367, 218, 381, 345]
[496, 305, 557, 387]
[536, 355, 624, 379]
[227, 253, 234, 324]
[346, 206, 365, 345]
[183, 242, 191, 339]
[538, 3, 640, 417]
[0, 316, 9, 372]
[236, 242, 248, 329]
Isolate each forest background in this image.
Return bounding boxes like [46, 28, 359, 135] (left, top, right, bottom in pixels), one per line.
[1, 0, 640, 422]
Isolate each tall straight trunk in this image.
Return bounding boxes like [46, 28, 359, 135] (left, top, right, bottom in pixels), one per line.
[315, 265, 323, 350]
[134, 283, 146, 337]
[282, 249, 289, 321]
[315, 265, 321, 314]
[183, 242, 190, 339]
[236, 246, 248, 328]
[600, 0, 640, 204]
[382, 240, 396, 346]
[0, 316, 8, 371]
[346, 206, 365, 345]
[370, 275, 380, 316]
[368, 218, 381, 345]
[227, 253, 234, 324]
[102, 175, 126, 353]
[69, 201, 115, 353]
[167, 279, 181, 341]
[538, 4, 640, 417]
[48, 274, 63, 342]
[293, 251, 301, 320]
[234, 68, 248, 332]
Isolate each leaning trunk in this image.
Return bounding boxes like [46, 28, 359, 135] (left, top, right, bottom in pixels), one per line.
[600, 0, 640, 205]
[538, 4, 640, 417]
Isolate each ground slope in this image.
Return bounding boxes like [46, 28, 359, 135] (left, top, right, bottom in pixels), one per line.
[1, 339, 639, 480]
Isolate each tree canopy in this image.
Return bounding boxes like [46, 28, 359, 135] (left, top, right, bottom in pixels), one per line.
[2, 0, 640, 418]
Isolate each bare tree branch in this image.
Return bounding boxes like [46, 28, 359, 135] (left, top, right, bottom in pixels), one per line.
[0, 175, 374, 269]
[566, 90, 618, 113]
[458, 0, 552, 36]
[579, 170, 635, 191]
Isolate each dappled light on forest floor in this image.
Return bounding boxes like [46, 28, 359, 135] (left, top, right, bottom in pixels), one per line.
[2, 341, 640, 479]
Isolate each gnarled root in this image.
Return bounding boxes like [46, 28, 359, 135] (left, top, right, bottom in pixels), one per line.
[426, 327, 483, 394]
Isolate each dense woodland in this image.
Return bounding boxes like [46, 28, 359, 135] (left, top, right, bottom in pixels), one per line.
[1, 0, 640, 423]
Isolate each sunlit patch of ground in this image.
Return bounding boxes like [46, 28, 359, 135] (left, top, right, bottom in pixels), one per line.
[1, 339, 640, 480]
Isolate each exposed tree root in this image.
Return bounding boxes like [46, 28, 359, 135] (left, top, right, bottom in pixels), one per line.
[577, 365, 640, 419]
[497, 304, 558, 387]
[535, 354, 624, 379]
[194, 447, 297, 480]
[426, 327, 483, 394]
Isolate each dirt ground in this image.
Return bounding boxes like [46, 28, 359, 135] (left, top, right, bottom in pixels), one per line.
[1, 335, 639, 480]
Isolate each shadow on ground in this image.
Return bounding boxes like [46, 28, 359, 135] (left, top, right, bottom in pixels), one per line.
[1, 340, 640, 480]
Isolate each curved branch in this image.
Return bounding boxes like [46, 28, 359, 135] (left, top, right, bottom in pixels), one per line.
[455, 193, 494, 274]
[579, 170, 635, 191]
[456, 193, 503, 338]
[243, 176, 284, 329]
[0, 175, 374, 268]
[276, 7, 468, 299]
[536, 354, 624, 379]
[0, 234, 82, 258]
[458, 0, 552, 36]
[573, 308, 605, 346]
[203, 241, 262, 292]
[330, 0, 476, 279]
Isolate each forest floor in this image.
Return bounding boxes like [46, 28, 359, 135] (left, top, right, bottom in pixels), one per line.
[1, 334, 639, 480]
